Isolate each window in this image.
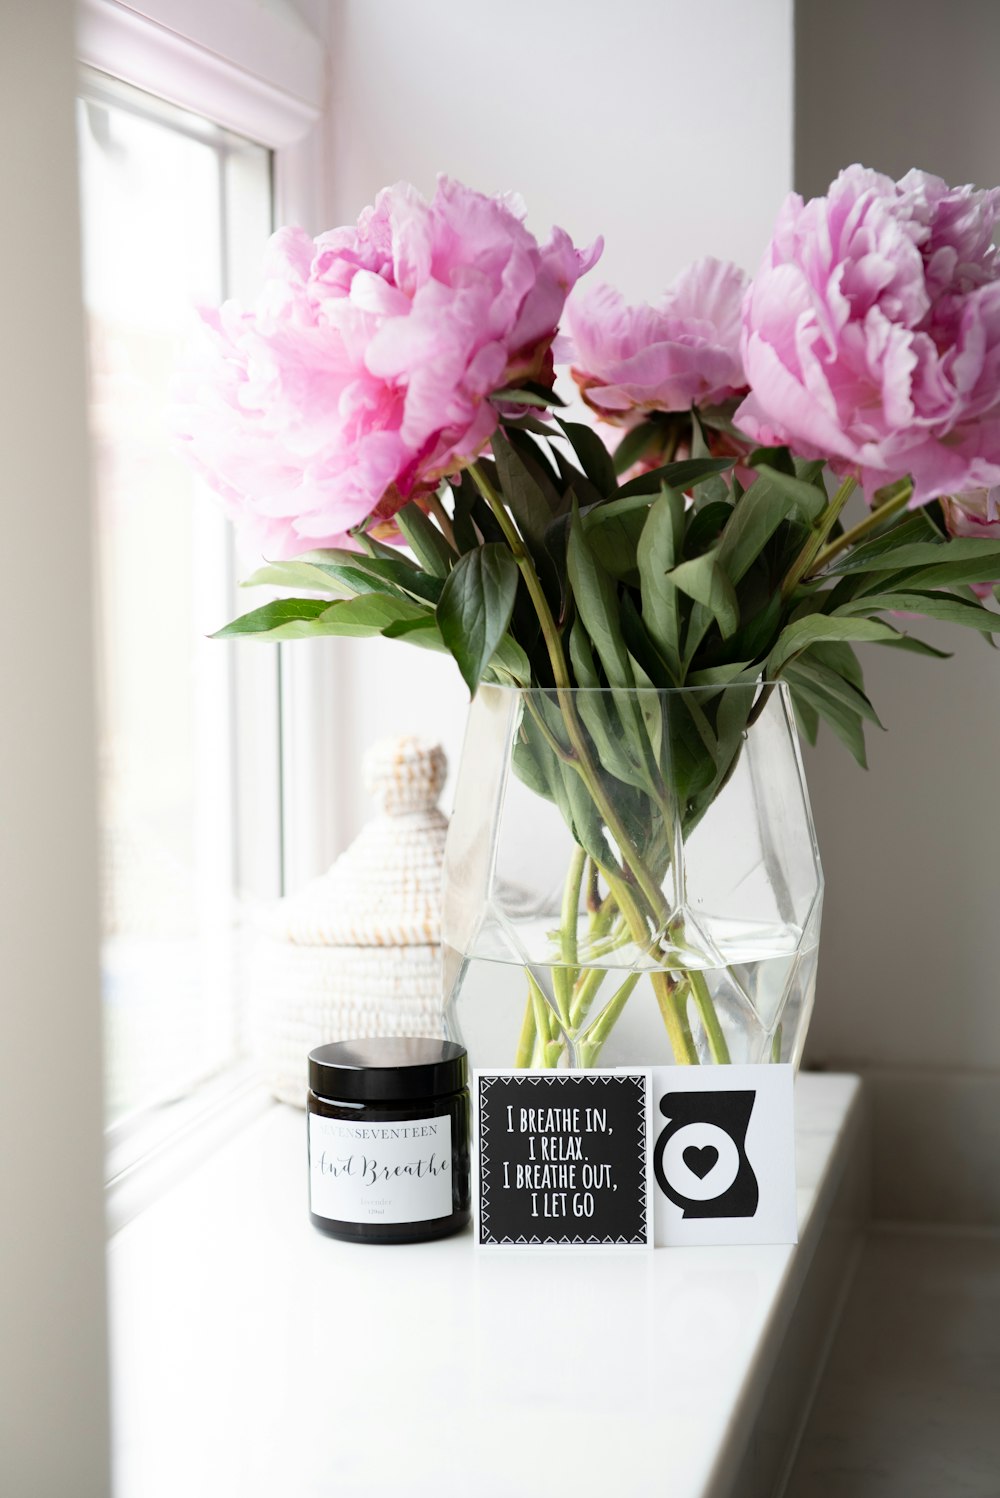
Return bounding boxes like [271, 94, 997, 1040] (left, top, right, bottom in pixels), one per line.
[78, 70, 278, 1128]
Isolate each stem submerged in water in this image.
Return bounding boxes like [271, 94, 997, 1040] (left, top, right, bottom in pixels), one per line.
[471, 458, 724, 1068]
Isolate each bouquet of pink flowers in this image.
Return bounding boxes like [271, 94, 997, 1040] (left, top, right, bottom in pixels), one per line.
[176, 166, 1000, 1068]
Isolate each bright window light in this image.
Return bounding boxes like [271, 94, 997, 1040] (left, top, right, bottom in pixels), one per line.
[77, 72, 275, 1127]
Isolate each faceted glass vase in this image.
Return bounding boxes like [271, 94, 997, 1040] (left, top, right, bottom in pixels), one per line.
[442, 682, 823, 1071]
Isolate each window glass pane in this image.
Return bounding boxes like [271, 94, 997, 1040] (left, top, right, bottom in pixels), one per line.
[77, 76, 274, 1125]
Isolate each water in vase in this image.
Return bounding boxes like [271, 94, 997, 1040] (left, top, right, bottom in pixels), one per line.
[443, 916, 819, 1071]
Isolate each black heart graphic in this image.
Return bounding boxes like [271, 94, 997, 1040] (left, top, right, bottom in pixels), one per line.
[683, 1145, 718, 1180]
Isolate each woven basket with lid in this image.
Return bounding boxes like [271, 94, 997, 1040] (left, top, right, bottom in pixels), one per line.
[253, 735, 448, 1106]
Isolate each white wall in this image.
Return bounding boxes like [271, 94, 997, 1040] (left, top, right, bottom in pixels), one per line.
[322, 0, 795, 835]
[0, 2, 110, 1493]
[795, 0, 1000, 1074]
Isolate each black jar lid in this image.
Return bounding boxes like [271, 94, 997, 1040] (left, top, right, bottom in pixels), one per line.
[308, 1037, 468, 1104]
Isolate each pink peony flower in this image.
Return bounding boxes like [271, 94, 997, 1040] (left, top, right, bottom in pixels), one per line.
[736, 166, 1000, 505]
[563, 257, 750, 424]
[942, 487, 1000, 595]
[173, 178, 600, 557]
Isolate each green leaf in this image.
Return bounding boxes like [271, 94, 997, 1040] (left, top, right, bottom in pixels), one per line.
[872, 476, 916, 509]
[353, 533, 423, 566]
[680, 467, 830, 674]
[518, 698, 612, 866]
[241, 561, 351, 595]
[808, 639, 865, 691]
[831, 537, 1000, 576]
[865, 553, 1000, 594]
[691, 471, 732, 511]
[723, 585, 784, 666]
[747, 444, 795, 475]
[435, 543, 519, 696]
[380, 616, 448, 652]
[212, 597, 333, 640]
[555, 418, 618, 497]
[768, 615, 900, 675]
[612, 420, 664, 475]
[505, 425, 565, 498]
[794, 457, 828, 490]
[874, 631, 952, 659]
[311, 561, 406, 598]
[491, 428, 563, 554]
[617, 456, 733, 499]
[823, 513, 942, 573]
[569, 621, 649, 792]
[749, 464, 826, 523]
[585, 506, 645, 582]
[337, 543, 442, 602]
[551, 445, 604, 509]
[686, 661, 756, 686]
[784, 657, 883, 727]
[511, 725, 558, 805]
[664, 692, 719, 805]
[449, 474, 481, 553]
[793, 694, 820, 746]
[835, 590, 1000, 633]
[619, 590, 675, 689]
[710, 682, 756, 791]
[395, 502, 455, 577]
[786, 674, 869, 767]
[492, 383, 565, 408]
[671, 551, 739, 641]
[718, 471, 826, 585]
[566, 504, 633, 688]
[213, 593, 428, 642]
[291, 548, 446, 606]
[684, 501, 734, 556]
[637, 489, 683, 680]
[488, 634, 533, 686]
[451, 472, 506, 550]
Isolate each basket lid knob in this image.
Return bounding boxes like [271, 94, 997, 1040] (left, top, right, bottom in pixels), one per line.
[362, 734, 447, 816]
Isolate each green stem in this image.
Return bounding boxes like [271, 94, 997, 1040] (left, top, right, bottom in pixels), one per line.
[553, 846, 585, 1026]
[514, 993, 537, 1068]
[602, 868, 697, 1063]
[427, 491, 457, 551]
[585, 858, 602, 917]
[659, 424, 681, 467]
[809, 478, 915, 573]
[526, 970, 562, 1068]
[687, 967, 731, 1063]
[576, 973, 641, 1067]
[569, 890, 623, 1029]
[656, 974, 697, 1063]
[780, 475, 858, 600]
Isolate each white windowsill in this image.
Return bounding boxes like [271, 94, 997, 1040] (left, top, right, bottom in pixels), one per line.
[108, 1072, 867, 1498]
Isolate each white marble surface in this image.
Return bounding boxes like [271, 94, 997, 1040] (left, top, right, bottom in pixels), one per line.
[786, 1226, 1000, 1498]
[108, 1074, 861, 1498]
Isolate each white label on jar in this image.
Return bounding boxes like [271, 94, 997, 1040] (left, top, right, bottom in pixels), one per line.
[309, 1112, 453, 1225]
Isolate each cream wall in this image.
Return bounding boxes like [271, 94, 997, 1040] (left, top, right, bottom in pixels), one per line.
[322, 0, 795, 832]
[0, 2, 110, 1493]
[795, 0, 1000, 1073]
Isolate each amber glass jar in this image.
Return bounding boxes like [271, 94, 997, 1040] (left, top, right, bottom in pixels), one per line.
[307, 1037, 471, 1244]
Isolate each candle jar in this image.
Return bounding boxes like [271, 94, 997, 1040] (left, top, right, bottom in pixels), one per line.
[307, 1036, 471, 1244]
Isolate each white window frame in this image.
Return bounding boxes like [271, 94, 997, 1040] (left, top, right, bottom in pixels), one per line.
[80, 0, 348, 1225]
[79, 0, 348, 889]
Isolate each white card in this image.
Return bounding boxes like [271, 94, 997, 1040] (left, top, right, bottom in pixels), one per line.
[649, 1063, 798, 1247]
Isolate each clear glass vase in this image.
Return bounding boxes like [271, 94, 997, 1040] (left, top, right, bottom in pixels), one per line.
[442, 682, 822, 1071]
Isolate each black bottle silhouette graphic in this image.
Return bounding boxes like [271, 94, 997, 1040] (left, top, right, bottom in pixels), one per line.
[653, 1089, 759, 1218]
